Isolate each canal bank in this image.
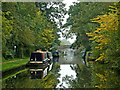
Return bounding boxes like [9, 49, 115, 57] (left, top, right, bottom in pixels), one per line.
[2, 49, 83, 88]
[2, 63, 79, 88]
[2, 58, 29, 72]
[2, 48, 120, 88]
[2, 58, 30, 80]
[2, 62, 60, 88]
[2, 61, 120, 88]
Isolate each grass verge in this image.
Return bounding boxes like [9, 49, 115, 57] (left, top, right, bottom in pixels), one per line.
[2, 57, 28, 62]
[2, 58, 29, 72]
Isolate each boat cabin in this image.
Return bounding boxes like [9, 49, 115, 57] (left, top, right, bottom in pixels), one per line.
[30, 50, 48, 64]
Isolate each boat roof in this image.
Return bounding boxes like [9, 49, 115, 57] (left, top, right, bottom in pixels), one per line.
[33, 50, 47, 54]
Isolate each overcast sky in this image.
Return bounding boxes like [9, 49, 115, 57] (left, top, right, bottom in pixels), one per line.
[59, 0, 78, 44]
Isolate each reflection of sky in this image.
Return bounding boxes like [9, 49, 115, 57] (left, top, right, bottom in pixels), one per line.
[49, 63, 53, 71]
[56, 64, 76, 88]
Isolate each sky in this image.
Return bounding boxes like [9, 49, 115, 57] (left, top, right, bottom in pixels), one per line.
[58, 0, 78, 44]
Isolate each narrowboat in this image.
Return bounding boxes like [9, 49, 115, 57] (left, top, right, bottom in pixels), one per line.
[53, 50, 59, 57]
[29, 50, 48, 66]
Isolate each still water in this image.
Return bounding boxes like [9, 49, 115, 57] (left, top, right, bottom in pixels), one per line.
[2, 49, 120, 88]
[56, 64, 77, 88]
[2, 49, 84, 88]
[2, 63, 79, 88]
[59, 48, 82, 64]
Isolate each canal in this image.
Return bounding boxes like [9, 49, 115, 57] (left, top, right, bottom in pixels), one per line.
[2, 48, 120, 88]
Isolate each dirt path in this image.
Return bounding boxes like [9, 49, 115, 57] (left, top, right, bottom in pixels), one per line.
[1, 59, 27, 64]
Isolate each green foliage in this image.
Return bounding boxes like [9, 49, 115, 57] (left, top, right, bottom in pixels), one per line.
[2, 58, 29, 71]
[87, 3, 120, 66]
[86, 2, 120, 88]
[92, 63, 120, 88]
[64, 2, 113, 49]
[35, 2, 67, 28]
[2, 11, 14, 58]
[2, 2, 63, 59]
[63, 2, 120, 88]
[41, 29, 55, 49]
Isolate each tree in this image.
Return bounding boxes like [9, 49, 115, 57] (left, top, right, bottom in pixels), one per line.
[35, 2, 67, 28]
[63, 2, 114, 49]
[2, 11, 14, 58]
[2, 2, 62, 59]
[86, 3, 120, 65]
[86, 2, 120, 88]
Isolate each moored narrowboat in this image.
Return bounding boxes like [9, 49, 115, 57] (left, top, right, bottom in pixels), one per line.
[53, 50, 59, 57]
[29, 50, 48, 65]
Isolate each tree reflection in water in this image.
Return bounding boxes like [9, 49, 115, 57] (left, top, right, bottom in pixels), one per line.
[2, 63, 61, 88]
[2, 60, 120, 88]
[62, 64, 92, 88]
[62, 63, 120, 88]
[92, 63, 120, 88]
[56, 64, 77, 88]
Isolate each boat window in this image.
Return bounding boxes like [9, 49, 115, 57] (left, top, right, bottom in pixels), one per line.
[36, 53, 43, 61]
[30, 53, 43, 61]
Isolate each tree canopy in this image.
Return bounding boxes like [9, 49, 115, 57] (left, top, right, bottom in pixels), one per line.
[2, 2, 66, 59]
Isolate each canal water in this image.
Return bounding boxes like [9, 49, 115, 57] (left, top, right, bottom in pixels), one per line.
[59, 48, 82, 64]
[2, 49, 120, 88]
[2, 49, 84, 88]
[56, 64, 77, 88]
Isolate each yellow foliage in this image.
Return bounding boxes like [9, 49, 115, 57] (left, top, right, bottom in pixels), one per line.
[86, 6, 119, 62]
[37, 11, 41, 15]
[95, 85, 103, 88]
[89, 38, 94, 40]
[41, 29, 55, 49]
[89, 56, 95, 59]
[95, 55, 104, 61]
[96, 73, 107, 82]
[95, 47, 99, 49]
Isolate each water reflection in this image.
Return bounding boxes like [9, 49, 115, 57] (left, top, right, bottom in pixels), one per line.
[60, 64, 93, 88]
[2, 52, 84, 88]
[56, 64, 77, 88]
[30, 67, 48, 79]
[53, 57, 59, 63]
[2, 62, 60, 88]
[3, 48, 119, 88]
[59, 48, 82, 64]
[29, 61, 53, 79]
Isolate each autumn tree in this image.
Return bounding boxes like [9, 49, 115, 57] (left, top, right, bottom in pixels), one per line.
[63, 2, 113, 49]
[2, 2, 64, 59]
[87, 3, 120, 65]
[86, 2, 120, 88]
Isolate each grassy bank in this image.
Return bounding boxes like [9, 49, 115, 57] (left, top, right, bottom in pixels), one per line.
[2, 58, 29, 72]
[2, 57, 29, 62]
